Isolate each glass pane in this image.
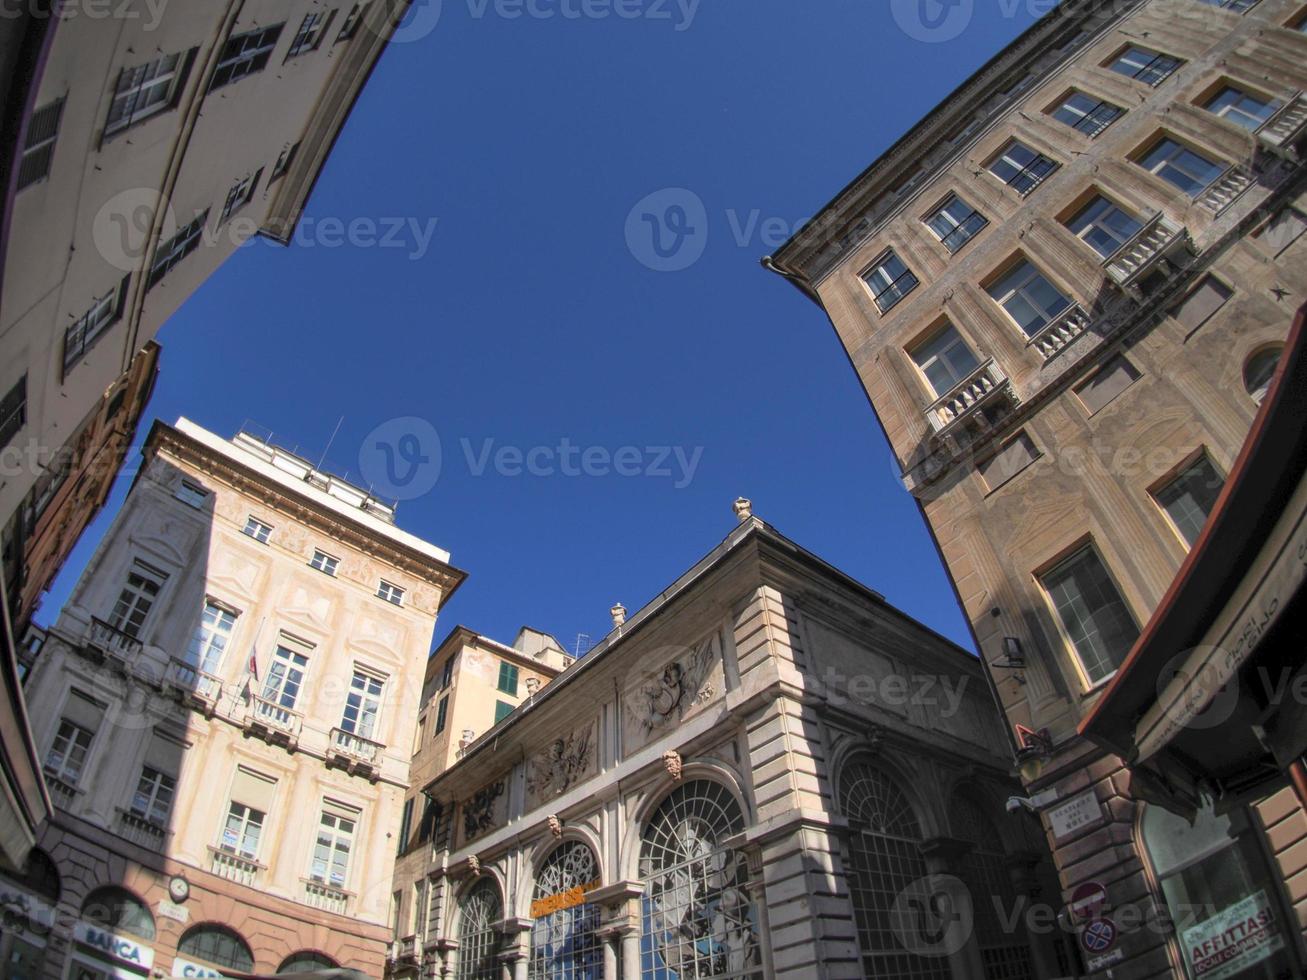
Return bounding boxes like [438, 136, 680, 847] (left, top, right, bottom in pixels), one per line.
[1042, 547, 1139, 684]
[1155, 456, 1223, 547]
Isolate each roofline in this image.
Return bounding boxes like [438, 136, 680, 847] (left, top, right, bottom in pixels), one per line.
[428, 624, 566, 674]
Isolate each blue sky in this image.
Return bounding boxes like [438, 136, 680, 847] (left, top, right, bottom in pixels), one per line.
[39, 0, 1040, 654]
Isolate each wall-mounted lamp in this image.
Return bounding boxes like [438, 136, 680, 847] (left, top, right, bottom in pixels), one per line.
[995, 636, 1025, 669]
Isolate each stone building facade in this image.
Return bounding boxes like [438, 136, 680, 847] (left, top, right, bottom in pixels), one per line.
[0, 418, 465, 978]
[393, 513, 1072, 980]
[767, 0, 1307, 976]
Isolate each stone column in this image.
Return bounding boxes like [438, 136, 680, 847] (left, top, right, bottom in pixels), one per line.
[591, 881, 644, 980]
[919, 836, 986, 980]
[496, 916, 532, 980]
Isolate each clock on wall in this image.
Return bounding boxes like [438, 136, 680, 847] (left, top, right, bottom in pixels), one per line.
[168, 876, 190, 903]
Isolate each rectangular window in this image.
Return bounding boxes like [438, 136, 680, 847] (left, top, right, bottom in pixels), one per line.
[209, 24, 284, 91]
[434, 695, 449, 734]
[146, 209, 209, 290]
[1154, 454, 1224, 548]
[1204, 84, 1281, 130]
[311, 806, 357, 887]
[377, 580, 404, 605]
[262, 644, 309, 709]
[494, 700, 514, 724]
[1197, 0, 1259, 10]
[987, 260, 1072, 337]
[342, 670, 385, 739]
[1052, 91, 1124, 136]
[862, 250, 919, 313]
[175, 480, 208, 508]
[1256, 207, 1307, 258]
[1065, 195, 1144, 259]
[979, 432, 1039, 492]
[220, 169, 262, 224]
[909, 324, 980, 397]
[288, 12, 330, 56]
[105, 51, 189, 137]
[1075, 355, 1140, 414]
[1172, 275, 1232, 335]
[338, 3, 367, 41]
[131, 766, 176, 825]
[1138, 137, 1225, 195]
[989, 140, 1058, 195]
[243, 515, 273, 543]
[221, 801, 265, 859]
[1040, 546, 1139, 686]
[1108, 46, 1181, 86]
[62, 280, 127, 377]
[16, 97, 64, 190]
[0, 375, 27, 451]
[440, 657, 455, 691]
[497, 661, 519, 695]
[924, 194, 987, 253]
[271, 141, 300, 182]
[417, 797, 440, 844]
[45, 718, 94, 784]
[187, 600, 237, 674]
[109, 560, 167, 638]
[310, 549, 339, 575]
[397, 797, 414, 855]
[413, 879, 428, 941]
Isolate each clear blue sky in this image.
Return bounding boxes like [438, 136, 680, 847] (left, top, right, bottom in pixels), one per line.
[39, 0, 1040, 654]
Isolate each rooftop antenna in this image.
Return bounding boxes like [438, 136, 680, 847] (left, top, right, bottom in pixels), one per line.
[316, 416, 344, 474]
[573, 633, 590, 657]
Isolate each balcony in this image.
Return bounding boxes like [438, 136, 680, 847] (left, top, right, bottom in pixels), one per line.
[392, 935, 418, 966]
[1026, 304, 1095, 362]
[1197, 165, 1254, 215]
[44, 774, 77, 810]
[1103, 213, 1191, 293]
[303, 878, 350, 915]
[327, 727, 384, 779]
[926, 360, 1018, 438]
[85, 617, 142, 668]
[244, 695, 302, 749]
[116, 809, 166, 849]
[1257, 92, 1307, 161]
[209, 846, 261, 886]
[163, 658, 223, 717]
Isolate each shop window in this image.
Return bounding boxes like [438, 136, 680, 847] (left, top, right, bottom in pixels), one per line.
[80, 886, 155, 941]
[278, 951, 338, 974]
[178, 925, 254, 972]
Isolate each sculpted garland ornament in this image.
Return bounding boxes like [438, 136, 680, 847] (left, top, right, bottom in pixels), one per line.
[463, 780, 506, 840]
[629, 634, 719, 736]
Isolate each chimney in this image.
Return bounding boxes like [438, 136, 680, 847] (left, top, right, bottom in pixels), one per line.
[733, 497, 753, 521]
[610, 603, 627, 628]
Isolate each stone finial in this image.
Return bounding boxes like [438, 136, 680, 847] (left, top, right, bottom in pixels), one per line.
[467, 854, 480, 877]
[663, 750, 683, 782]
[461, 729, 475, 746]
[547, 815, 563, 839]
[525, 677, 541, 696]
[610, 603, 627, 628]
[733, 497, 753, 521]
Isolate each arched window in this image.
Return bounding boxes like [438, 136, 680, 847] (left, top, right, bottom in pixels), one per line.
[16, 848, 60, 904]
[838, 760, 951, 979]
[178, 924, 254, 972]
[80, 886, 155, 941]
[1244, 346, 1283, 405]
[456, 879, 502, 980]
[639, 779, 760, 979]
[278, 950, 339, 973]
[951, 792, 1034, 980]
[529, 841, 602, 979]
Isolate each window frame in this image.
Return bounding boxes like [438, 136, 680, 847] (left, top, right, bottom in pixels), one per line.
[242, 515, 273, 543]
[45, 718, 94, 785]
[104, 50, 192, 139]
[220, 169, 263, 224]
[16, 97, 64, 190]
[175, 480, 209, 509]
[987, 139, 1059, 196]
[860, 249, 920, 313]
[907, 322, 982, 398]
[1049, 90, 1125, 137]
[309, 549, 339, 576]
[377, 580, 405, 605]
[1064, 193, 1146, 260]
[341, 669, 386, 740]
[62, 278, 129, 380]
[1105, 44, 1182, 86]
[146, 209, 210, 290]
[1135, 135, 1227, 197]
[1149, 451, 1225, 550]
[985, 258, 1074, 339]
[187, 599, 238, 674]
[130, 765, 177, 826]
[287, 11, 333, 58]
[497, 660, 520, 696]
[108, 559, 168, 638]
[310, 806, 358, 889]
[220, 800, 265, 860]
[922, 193, 988, 254]
[208, 23, 284, 91]
[1, 374, 28, 451]
[1202, 82, 1282, 131]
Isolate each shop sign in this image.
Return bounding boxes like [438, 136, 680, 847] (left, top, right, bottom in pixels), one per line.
[1183, 889, 1285, 980]
[529, 878, 601, 918]
[1048, 791, 1102, 841]
[72, 921, 155, 970]
[170, 957, 227, 978]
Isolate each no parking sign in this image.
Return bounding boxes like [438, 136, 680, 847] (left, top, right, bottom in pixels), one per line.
[1081, 917, 1118, 956]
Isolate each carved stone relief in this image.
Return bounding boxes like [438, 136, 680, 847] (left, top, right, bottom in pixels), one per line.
[461, 778, 507, 844]
[622, 632, 724, 755]
[525, 722, 597, 809]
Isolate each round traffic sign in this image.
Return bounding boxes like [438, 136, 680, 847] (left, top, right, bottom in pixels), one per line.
[1070, 881, 1108, 922]
[1081, 918, 1118, 954]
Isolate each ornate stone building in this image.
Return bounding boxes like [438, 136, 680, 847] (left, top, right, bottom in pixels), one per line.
[391, 510, 1071, 980]
[766, 0, 1307, 976]
[0, 418, 465, 978]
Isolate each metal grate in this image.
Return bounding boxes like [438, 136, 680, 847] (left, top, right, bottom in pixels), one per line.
[529, 842, 602, 979]
[17, 98, 63, 190]
[639, 780, 760, 979]
[952, 794, 1034, 980]
[456, 879, 502, 980]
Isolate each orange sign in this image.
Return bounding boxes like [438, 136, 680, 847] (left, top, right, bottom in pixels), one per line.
[530, 879, 601, 919]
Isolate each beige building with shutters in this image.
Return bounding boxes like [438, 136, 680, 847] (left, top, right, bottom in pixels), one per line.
[1, 417, 465, 978]
[767, 0, 1307, 977]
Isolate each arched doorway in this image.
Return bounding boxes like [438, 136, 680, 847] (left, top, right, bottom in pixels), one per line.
[951, 791, 1034, 979]
[529, 840, 602, 979]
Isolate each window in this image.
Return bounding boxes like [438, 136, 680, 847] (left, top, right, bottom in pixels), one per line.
[457, 879, 503, 980]
[440, 657, 455, 690]
[45, 719, 94, 784]
[62, 280, 127, 377]
[1075, 355, 1141, 414]
[0, 374, 27, 451]
[1204, 84, 1281, 130]
[271, 141, 300, 181]
[262, 645, 309, 709]
[1295, 8, 1307, 32]
[310, 806, 357, 888]
[987, 260, 1072, 337]
[1255, 207, 1307, 258]
[341, 670, 384, 740]
[1197, 0, 1260, 10]
[1066, 195, 1144, 258]
[310, 549, 339, 575]
[105, 51, 189, 137]
[146, 209, 209, 289]
[924, 194, 987, 253]
[497, 661, 519, 695]
[979, 432, 1039, 491]
[414, 879, 429, 941]
[288, 12, 330, 56]
[187, 600, 237, 673]
[130, 766, 176, 825]
[397, 797, 414, 855]
[243, 515, 273, 543]
[338, 3, 367, 41]
[81, 886, 155, 941]
[989, 140, 1058, 195]
[17, 97, 63, 190]
[220, 169, 262, 224]
[209, 24, 283, 91]
[1052, 91, 1124, 136]
[417, 797, 441, 845]
[178, 926, 254, 973]
[494, 700, 514, 724]
[221, 801, 265, 859]
[109, 560, 167, 638]
[377, 580, 404, 605]
[1139, 138, 1225, 195]
[1244, 346, 1282, 405]
[280, 952, 339, 974]
[909, 323, 980, 397]
[861, 250, 919, 313]
[1171, 275, 1232, 335]
[175, 480, 209, 508]
[530, 842, 602, 978]
[1040, 545, 1139, 686]
[1154, 454, 1224, 548]
[434, 695, 449, 734]
[1108, 45, 1181, 86]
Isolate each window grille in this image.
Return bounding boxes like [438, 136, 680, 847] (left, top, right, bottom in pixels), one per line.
[529, 842, 602, 979]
